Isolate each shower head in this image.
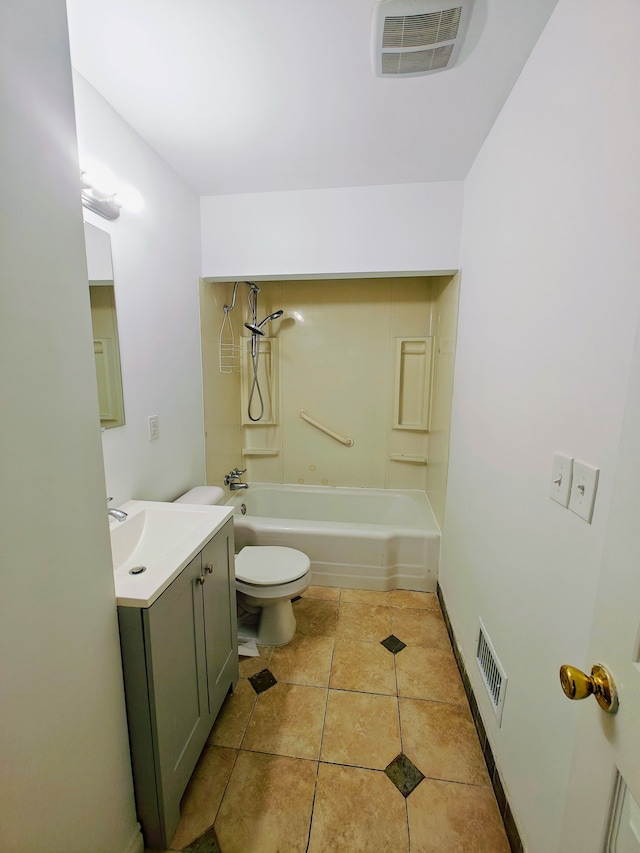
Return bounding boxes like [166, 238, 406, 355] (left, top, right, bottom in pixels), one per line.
[244, 309, 284, 336]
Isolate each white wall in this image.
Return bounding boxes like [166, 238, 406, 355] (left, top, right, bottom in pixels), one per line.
[200, 181, 463, 279]
[73, 74, 205, 506]
[440, 1, 640, 850]
[0, 3, 139, 851]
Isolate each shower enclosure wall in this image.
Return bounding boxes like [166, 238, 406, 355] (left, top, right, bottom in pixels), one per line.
[200, 275, 459, 530]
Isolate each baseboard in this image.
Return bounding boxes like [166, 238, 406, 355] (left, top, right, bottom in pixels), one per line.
[437, 584, 525, 853]
[122, 823, 144, 853]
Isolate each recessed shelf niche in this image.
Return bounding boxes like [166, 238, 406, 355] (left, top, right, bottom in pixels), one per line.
[393, 337, 433, 431]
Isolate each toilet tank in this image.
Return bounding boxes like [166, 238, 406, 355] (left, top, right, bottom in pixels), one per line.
[174, 486, 225, 506]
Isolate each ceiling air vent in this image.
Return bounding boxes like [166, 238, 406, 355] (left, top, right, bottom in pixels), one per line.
[372, 0, 475, 78]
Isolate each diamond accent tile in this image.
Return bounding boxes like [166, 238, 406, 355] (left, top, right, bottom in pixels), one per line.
[381, 634, 407, 655]
[385, 752, 425, 798]
[248, 668, 278, 694]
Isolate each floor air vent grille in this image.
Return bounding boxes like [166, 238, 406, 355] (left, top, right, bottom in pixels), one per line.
[476, 620, 507, 725]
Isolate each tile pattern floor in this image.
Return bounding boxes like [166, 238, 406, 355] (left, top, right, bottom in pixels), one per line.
[162, 587, 510, 853]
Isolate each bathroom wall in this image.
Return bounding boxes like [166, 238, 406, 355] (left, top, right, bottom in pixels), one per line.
[200, 280, 243, 485]
[440, 1, 640, 850]
[200, 181, 463, 280]
[73, 74, 205, 506]
[0, 3, 139, 850]
[202, 277, 459, 498]
[200, 178, 463, 508]
[426, 273, 460, 527]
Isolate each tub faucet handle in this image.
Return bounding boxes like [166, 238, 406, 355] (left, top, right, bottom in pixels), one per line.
[225, 467, 247, 487]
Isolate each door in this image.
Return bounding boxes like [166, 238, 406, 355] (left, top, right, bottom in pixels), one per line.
[558, 324, 640, 851]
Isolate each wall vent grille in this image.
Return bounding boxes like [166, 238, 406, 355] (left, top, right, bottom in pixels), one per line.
[476, 619, 507, 725]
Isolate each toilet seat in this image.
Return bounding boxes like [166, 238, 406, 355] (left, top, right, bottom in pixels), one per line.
[235, 546, 310, 585]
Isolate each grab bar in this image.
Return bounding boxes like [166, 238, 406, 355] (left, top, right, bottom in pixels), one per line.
[298, 410, 354, 447]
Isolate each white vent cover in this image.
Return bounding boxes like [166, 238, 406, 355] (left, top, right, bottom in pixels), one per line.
[476, 619, 508, 725]
[372, 0, 474, 78]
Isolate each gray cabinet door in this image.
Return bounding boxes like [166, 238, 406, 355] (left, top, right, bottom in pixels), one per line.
[201, 519, 238, 721]
[118, 524, 238, 850]
[143, 552, 208, 844]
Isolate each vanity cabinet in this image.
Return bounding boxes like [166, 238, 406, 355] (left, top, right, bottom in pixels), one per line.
[117, 519, 238, 850]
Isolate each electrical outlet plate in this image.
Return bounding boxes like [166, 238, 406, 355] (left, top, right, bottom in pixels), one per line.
[550, 453, 573, 507]
[568, 459, 599, 523]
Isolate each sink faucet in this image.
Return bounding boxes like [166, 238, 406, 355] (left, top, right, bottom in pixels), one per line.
[107, 498, 128, 522]
[224, 468, 249, 491]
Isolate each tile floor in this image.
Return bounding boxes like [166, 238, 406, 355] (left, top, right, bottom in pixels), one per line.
[161, 587, 510, 853]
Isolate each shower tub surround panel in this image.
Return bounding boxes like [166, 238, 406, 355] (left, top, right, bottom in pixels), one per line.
[227, 483, 440, 591]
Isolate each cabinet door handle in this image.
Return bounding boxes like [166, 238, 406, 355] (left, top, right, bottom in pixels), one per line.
[206, 564, 214, 574]
[198, 575, 205, 585]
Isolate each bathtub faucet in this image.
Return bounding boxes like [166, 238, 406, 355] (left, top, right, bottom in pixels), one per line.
[224, 468, 248, 490]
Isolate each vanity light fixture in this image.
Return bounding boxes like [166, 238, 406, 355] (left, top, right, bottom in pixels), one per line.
[81, 170, 122, 220]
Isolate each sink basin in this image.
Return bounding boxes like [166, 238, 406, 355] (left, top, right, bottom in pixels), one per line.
[110, 500, 234, 607]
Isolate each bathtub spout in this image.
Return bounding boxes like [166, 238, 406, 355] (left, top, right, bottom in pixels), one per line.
[225, 467, 249, 491]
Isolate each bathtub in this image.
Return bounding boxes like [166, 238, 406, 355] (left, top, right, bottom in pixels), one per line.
[226, 483, 440, 592]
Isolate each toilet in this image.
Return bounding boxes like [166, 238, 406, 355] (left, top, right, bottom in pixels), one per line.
[175, 486, 311, 646]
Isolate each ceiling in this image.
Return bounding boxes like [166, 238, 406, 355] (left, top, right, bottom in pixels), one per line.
[66, 0, 558, 197]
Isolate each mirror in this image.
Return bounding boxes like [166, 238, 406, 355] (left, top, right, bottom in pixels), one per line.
[84, 222, 125, 429]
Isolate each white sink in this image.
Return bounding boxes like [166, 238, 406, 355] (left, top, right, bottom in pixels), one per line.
[110, 500, 234, 607]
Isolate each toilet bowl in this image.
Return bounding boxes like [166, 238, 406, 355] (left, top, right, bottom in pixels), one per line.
[235, 545, 310, 645]
[175, 487, 311, 646]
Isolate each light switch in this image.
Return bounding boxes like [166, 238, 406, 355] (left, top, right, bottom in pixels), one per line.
[550, 453, 573, 507]
[568, 459, 599, 523]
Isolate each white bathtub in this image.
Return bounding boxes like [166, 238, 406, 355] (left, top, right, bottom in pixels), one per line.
[226, 483, 440, 591]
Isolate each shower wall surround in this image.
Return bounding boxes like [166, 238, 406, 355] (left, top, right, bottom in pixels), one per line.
[201, 275, 459, 527]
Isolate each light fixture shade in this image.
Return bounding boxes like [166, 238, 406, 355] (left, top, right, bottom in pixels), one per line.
[81, 187, 121, 220]
[80, 170, 121, 220]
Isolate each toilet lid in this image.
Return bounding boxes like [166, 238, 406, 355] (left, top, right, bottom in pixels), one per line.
[235, 546, 310, 585]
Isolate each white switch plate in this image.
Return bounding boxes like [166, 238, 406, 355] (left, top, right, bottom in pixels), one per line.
[568, 459, 599, 523]
[550, 453, 573, 507]
[148, 415, 159, 441]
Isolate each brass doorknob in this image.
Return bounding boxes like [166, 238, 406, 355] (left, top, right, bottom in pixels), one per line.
[559, 663, 618, 713]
